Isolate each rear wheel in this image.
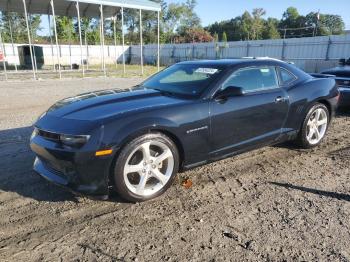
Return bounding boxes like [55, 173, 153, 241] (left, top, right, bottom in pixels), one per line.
[114, 133, 179, 202]
[296, 103, 329, 148]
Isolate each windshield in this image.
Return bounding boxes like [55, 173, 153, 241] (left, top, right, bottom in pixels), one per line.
[141, 64, 223, 97]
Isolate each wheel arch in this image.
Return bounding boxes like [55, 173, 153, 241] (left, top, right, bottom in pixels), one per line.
[107, 127, 185, 189]
[149, 128, 185, 170]
[297, 99, 332, 132]
[316, 99, 332, 119]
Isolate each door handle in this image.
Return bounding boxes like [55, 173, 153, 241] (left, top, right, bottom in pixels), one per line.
[275, 96, 285, 103]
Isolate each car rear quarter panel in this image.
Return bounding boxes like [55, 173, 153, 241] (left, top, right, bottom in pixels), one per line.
[284, 78, 337, 130]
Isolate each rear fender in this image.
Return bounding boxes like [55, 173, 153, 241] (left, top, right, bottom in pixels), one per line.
[285, 78, 337, 131]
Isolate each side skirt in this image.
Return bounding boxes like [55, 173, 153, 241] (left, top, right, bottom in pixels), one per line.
[181, 130, 298, 172]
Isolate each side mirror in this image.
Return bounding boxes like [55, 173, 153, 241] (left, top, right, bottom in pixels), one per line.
[215, 86, 244, 101]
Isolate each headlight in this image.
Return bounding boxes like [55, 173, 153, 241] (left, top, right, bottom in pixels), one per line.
[31, 127, 38, 139]
[60, 134, 90, 147]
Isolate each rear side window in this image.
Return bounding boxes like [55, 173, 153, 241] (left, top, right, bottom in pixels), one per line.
[222, 66, 278, 93]
[279, 67, 296, 85]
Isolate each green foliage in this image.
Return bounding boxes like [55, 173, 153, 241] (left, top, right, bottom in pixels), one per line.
[213, 33, 219, 43]
[0, 12, 41, 43]
[206, 7, 344, 41]
[318, 14, 345, 35]
[55, 16, 76, 43]
[222, 31, 227, 42]
[262, 18, 280, 39]
[251, 8, 266, 40]
[162, 0, 202, 43]
[0, 5, 345, 46]
[241, 11, 253, 40]
[279, 7, 307, 38]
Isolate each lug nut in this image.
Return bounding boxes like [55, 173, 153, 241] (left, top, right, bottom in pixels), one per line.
[148, 171, 152, 174]
[142, 169, 146, 173]
[152, 165, 156, 169]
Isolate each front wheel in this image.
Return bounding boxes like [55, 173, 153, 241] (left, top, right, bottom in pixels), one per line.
[113, 133, 179, 202]
[296, 103, 329, 148]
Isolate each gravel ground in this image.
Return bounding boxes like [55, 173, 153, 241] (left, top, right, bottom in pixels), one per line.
[1, 78, 350, 261]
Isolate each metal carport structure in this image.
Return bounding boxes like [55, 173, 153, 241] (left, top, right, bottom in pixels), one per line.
[0, 0, 161, 80]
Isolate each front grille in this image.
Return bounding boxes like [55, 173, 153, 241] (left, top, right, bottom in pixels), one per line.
[37, 129, 60, 141]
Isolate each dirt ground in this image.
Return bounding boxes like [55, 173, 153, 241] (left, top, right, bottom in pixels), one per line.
[1, 78, 350, 262]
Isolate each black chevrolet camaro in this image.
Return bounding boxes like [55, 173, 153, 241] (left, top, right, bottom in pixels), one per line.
[30, 59, 339, 202]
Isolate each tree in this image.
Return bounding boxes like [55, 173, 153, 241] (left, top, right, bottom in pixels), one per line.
[279, 8, 344, 38]
[0, 12, 41, 43]
[282, 7, 299, 21]
[0, 5, 346, 45]
[279, 7, 316, 38]
[183, 0, 201, 28]
[240, 11, 253, 40]
[162, 0, 202, 43]
[279, 7, 304, 38]
[213, 32, 219, 43]
[262, 18, 280, 39]
[222, 31, 227, 42]
[56, 16, 76, 44]
[251, 8, 266, 40]
[85, 18, 101, 45]
[182, 27, 213, 43]
[318, 14, 344, 35]
[164, 3, 187, 42]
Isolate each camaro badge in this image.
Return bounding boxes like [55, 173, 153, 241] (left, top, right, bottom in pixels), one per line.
[186, 126, 208, 134]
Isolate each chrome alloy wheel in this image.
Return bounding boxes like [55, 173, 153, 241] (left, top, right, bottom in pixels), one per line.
[306, 108, 328, 145]
[123, 141, 174, 197]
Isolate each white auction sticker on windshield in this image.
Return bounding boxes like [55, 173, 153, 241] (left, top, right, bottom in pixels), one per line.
[195, 68, 218, 74]
[260, 68, 270, 73]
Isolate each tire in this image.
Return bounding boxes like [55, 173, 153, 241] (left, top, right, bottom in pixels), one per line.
[296, 103, 330, 148]
[113, 132, 179, 202]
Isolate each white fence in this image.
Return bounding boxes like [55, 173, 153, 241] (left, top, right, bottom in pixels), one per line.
[1, 34, 350, 73]
[1, 43, 129, 67]
[130, 34, 350, 72]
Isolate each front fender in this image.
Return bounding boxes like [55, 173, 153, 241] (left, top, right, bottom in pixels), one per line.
[111, 116, 180, 146]
[101, 101, 210, 166]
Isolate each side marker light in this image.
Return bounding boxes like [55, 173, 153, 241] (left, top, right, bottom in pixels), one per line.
[95, 149, 113, 156]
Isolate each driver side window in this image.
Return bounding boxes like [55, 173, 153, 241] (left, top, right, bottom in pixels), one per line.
[222, 66, 279, 93]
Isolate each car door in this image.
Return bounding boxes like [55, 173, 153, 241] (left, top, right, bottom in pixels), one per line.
[209, 65, 289, 157]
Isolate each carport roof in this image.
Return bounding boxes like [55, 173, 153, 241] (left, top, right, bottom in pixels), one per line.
[0, 0, 161, 18]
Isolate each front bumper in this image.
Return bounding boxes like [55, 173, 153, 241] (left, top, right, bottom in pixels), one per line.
[338, 87, 350, 107]
[30, 133, 115, 198]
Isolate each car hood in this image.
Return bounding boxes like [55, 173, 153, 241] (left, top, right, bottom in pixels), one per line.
[46, 88, 189, 121]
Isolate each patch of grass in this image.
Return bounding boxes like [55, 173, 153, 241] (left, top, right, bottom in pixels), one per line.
[2, 64, 165, 81]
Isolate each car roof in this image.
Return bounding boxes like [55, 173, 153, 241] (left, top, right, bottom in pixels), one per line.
[178, 58, 289, 68]
[178, 58, 311, 81]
